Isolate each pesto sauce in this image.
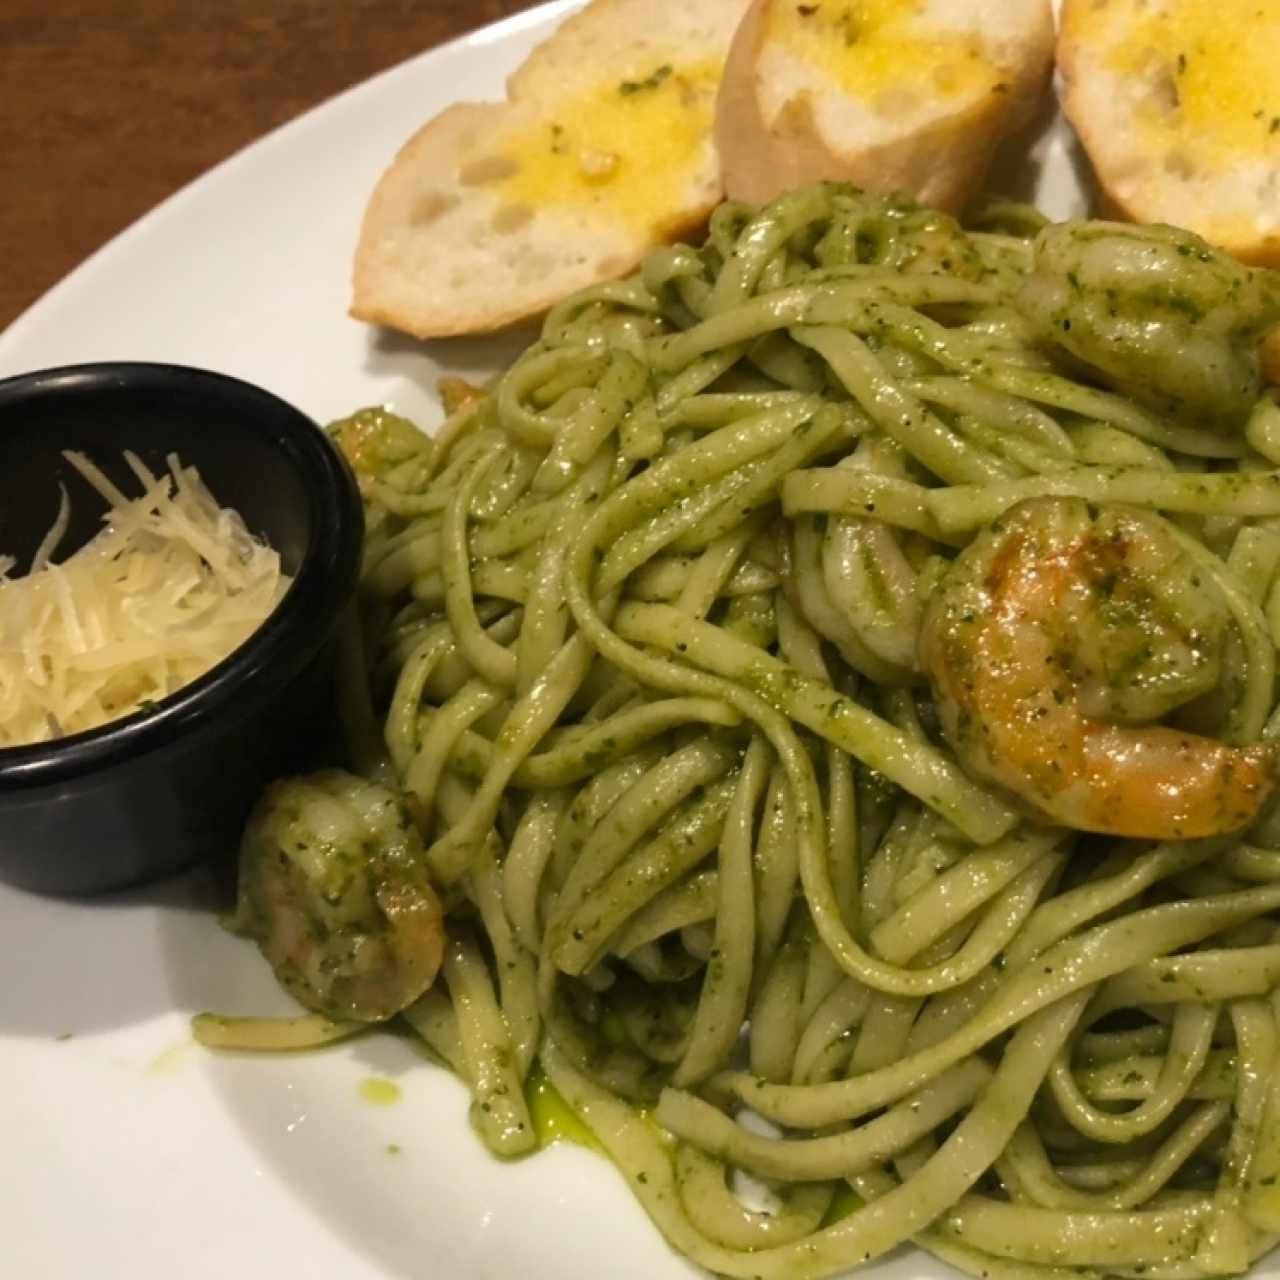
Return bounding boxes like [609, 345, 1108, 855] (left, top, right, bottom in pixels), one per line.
[359, 1076, 403, 1106]
[526, 1066, 601, 1152]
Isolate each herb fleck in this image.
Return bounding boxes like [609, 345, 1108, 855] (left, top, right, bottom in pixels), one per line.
[620, 64, 673, 96]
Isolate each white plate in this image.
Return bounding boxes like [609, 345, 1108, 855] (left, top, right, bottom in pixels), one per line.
[0, 5, 1089, 1277]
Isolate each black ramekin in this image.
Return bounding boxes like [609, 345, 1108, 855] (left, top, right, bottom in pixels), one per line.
[0, 362, 363, 894]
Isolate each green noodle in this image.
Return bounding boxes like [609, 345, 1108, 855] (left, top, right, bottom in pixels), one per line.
[203, 183, 1280, 1279]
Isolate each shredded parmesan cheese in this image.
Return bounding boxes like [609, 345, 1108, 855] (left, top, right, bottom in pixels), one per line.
[0, 451, 293, 747]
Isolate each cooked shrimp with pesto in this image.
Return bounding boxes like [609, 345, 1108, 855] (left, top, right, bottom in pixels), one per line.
[200, 184, 1280, 1280]
[232, 770, 445, 1023]
[921, 496, 1276, 839]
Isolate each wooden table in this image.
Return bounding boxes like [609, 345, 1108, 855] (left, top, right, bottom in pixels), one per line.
[0, 0, 544, 331]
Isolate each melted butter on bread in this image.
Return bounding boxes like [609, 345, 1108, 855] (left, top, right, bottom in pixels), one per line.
[767, 0, 1000, 105]
[492, 60, 721, 233]
[1086, 0, 1280, 161]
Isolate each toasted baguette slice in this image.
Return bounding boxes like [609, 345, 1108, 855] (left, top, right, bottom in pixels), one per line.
[1059, 0, 1280, 266]
[352, 0, 751, 339]
[715, 0, 1053, 212]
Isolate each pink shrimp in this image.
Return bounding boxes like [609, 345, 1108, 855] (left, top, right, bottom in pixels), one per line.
[919, 498, 1275, 839]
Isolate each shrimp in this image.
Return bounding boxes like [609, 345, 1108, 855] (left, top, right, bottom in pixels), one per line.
[919, 497, 1275, 839]
[234, 768, 445, 1021]
[1017, 221, 1280, 431]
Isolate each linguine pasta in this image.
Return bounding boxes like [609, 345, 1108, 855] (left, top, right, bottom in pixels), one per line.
[205, 183, 1280, 1280]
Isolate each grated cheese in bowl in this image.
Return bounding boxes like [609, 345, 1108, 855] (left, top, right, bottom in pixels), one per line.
[0, 450, 293, 748]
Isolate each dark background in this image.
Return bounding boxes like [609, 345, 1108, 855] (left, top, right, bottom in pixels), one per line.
[0, 0, 545, 329]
